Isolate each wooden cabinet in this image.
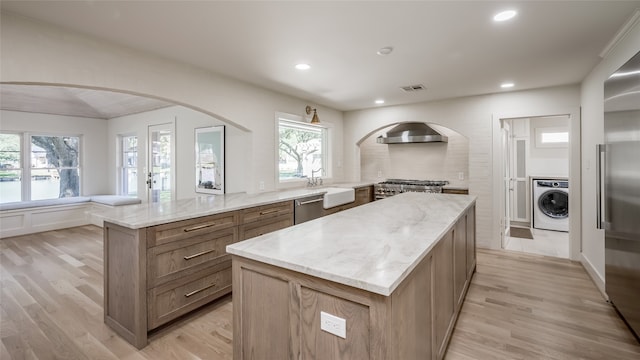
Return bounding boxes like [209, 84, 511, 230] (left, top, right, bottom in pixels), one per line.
[104, 200, 297, 349]
[148, 260, 232, 329]
[232, 203, 476, 360]
[104, 212, 240, 348]
[239, 201, 293, 241]
[104, 190, 378, 349]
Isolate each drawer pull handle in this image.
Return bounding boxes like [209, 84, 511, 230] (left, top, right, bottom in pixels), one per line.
[183, 249, 216, 260]
[298, 198, 323, 205]
[184, 283, 217, 298]
[259, 209, 279, 215]
[183, 222, 217, 232]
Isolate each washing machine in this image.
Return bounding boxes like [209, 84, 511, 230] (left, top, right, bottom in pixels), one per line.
[532, 179, 569, 232]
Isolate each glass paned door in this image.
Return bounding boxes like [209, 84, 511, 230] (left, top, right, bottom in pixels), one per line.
[147, 124, 174, 203]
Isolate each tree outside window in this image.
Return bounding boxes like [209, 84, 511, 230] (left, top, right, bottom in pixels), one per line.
[0, 132, 81, 203]
[278, 119, 327, 181]
[31, 135, 80, 200]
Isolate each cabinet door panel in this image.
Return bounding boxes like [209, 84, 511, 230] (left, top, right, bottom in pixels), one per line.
[433, 231, 454, 359]
[300, 286, 370, 360]
[466, 205, 476, 277]
[240, 269, 291, 359]
[453, 217, 467, 308]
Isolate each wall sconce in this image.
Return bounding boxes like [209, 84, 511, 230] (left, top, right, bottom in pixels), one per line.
[305, 105, 320, 124]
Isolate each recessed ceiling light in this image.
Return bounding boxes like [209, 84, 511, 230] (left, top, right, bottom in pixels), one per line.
[376, 46, 394, 56]
[295, 63, 311, 70]
[501, 82, 515, 88]
[493, 10, 517, 22]
[375, 99, 385, 104]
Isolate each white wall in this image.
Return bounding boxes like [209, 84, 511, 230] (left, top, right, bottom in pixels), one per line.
[0, 110, 109, 196]
[0, 12, 344, 195]
[580, 13, 640, 293]
[344, 85, 580, 251]
[359, 124, 469, 188]
[107, 106, 249, 201]
[528, 116, 570, 178]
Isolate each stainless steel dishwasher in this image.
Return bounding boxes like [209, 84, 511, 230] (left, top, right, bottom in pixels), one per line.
[294, 194, 324, 224]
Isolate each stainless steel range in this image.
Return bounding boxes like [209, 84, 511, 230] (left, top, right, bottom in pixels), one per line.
[374, 179, 449, 200]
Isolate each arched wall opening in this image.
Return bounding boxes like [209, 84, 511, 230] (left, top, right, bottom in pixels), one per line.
[357, 122, 469, 187]
[0, 83, 253, 200]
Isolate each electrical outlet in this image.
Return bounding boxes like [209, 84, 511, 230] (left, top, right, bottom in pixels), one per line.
[377, 170, 382, 178]
[320, 311, 346, 339]
[458, 172, 464, 180]
[259, 181, 265, 191]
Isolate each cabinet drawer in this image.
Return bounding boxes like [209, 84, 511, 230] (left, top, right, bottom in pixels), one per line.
[146, 211, 238, 247]
[354, 186, 373, 205]
[239, 213, 293, 241]
[147, 227, 237, 288]
[147, 262, 232, 330]
[240, 201, 293, 225]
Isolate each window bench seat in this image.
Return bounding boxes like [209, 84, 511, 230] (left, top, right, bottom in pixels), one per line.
[0, 196, 141, 238]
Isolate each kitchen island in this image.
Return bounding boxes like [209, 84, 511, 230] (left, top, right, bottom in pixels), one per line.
[227, 192, 476, 360]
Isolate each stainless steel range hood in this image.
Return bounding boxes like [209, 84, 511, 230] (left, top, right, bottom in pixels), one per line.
[376, 122, 448, 144]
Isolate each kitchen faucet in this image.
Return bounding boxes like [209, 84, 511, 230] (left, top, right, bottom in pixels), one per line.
[308, 168, 324, 187]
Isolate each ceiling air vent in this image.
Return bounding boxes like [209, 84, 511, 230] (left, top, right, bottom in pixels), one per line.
[400, 84, 426, 92]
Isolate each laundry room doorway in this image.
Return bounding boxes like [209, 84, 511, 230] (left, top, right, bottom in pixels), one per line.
[500, 115, 571, 258]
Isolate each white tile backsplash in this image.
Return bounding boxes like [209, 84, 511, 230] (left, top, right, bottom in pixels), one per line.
[360, 123, 469, 187]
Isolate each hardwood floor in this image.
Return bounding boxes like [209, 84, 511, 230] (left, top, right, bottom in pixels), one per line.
[1, 226, 639, 359]
[446, 249, 640, 359]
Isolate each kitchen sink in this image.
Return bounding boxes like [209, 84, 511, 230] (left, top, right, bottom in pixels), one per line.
[321, 187, 355, 209]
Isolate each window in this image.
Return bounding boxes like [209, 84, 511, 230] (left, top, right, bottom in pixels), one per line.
[535, 127, 569, 148]
[278, 117, 328, 182]
[0, 133, 22, 203]
[121, 135, 138, 196]
[30, 135, 80, 200]
[0, 132, 81, 203]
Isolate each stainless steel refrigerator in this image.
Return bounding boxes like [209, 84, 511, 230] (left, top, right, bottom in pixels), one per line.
[599, 50, 640, 340]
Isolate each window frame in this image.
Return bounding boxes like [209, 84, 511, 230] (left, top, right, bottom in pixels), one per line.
[0, 131, 83, 203]
[534, 126, 569, 148]
[275, 112, 331, 188]
[0, 132, 24, 203]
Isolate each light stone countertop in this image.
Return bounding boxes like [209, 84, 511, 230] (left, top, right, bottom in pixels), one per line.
[226, 192, 476, 296]
[92, 182, 373, 229]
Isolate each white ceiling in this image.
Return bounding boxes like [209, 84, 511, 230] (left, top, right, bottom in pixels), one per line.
[1, 1, 639, 114]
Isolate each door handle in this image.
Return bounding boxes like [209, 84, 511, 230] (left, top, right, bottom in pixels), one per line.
[596, 144, 606, 229]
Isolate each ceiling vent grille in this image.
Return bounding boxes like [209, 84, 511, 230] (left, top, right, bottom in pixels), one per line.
[400, 84, 426, 92]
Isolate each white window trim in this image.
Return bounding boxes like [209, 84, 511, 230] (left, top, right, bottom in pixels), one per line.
[118, 133, 138, 196]
[275, 112, 332, 189]
[0, 131, 83, 202]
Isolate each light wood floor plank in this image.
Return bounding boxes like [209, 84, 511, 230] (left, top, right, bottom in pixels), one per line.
[2, 227, 639, 359]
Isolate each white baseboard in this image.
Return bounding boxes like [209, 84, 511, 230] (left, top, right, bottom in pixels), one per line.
[580, 253, 608, 300]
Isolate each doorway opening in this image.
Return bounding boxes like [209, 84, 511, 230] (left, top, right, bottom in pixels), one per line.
[500, 115, 571, 258]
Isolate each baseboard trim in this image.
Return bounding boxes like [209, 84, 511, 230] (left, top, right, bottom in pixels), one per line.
[580, 253, 608, 300]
